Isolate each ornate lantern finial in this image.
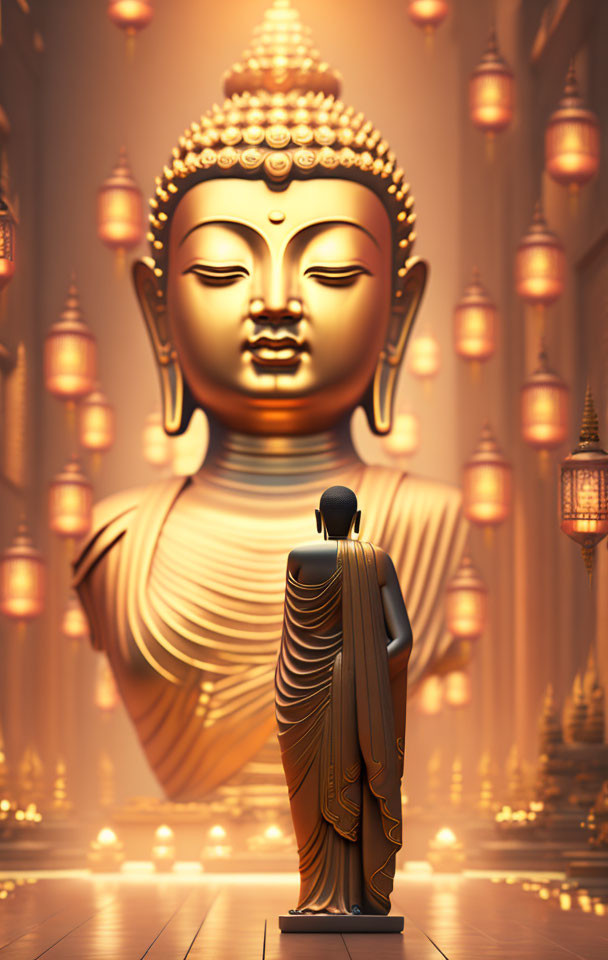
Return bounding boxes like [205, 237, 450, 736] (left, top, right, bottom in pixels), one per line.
[545, 60, 600, 192]
[515, 200, 566, 309]
[560, 385, 608, 578]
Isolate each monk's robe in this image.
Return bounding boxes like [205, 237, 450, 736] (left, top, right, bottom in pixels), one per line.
[275, 539, 407, 915]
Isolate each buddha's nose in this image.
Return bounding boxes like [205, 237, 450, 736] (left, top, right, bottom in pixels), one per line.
[249, 297, 303, 325]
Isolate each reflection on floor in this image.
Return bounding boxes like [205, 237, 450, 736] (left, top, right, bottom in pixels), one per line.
[0, 870, 607, 959]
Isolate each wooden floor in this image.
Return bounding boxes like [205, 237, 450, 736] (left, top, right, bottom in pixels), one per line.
[0, 871, 607, 959]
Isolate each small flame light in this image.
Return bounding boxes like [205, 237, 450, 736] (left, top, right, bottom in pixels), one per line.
[560, 385, 608, 577]
[469, 28, 514, 138]
[0, 524, 45, 623]
[515, 202, 566, 308]
[88, 826, 125, 872]
[407, 333, 440, 381]
[521, 349, 569, 451]
[428, 825, 464, 872]
[383, 412, 420, 459]
[463, 423, 512, 527]
[95, 657, 119, 713]
[152, 824, 176, 872]
[143, 413, 171, 468]
[407, 0, 449, 35]
[107, 0, 153, 37]
[417, 675, 443, 716]
[0, 197, 16, 291]
[61, 592, 89, 644]
[97, 148, 144, 256]
[49, 458, 92, 539]
[44, 279, 97, 403]
[79, 387, 115, 453]
[445, 554, 487, 641]
[545, 62, 600, 190]
[453, 269, 497, 364]
[444, 670, 472, 708]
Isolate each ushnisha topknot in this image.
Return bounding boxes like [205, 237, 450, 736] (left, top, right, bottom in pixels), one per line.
[147, 0, 418, 298]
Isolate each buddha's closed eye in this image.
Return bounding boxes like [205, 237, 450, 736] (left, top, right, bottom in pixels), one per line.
[185, 263, 250, 286]
[303, 265, 372, 287]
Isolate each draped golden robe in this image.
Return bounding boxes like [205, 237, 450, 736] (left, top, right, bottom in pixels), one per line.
[73, 461, 466, 802]
[276, 539, 405, 914]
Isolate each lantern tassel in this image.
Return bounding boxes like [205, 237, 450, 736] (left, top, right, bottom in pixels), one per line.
[424, 26, 435, 54]
[485, 132, 495, 164]
[568, 183, 579, 218]
[537, 449, 550, 481]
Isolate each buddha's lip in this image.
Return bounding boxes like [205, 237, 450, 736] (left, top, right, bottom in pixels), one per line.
[243, 334, 307, 369]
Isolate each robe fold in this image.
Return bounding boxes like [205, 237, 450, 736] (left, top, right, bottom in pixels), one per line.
[276, 538, 407, 915]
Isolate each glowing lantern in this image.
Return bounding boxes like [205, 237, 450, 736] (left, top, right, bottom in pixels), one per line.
[515, 202, 566, 308]
[407, 333, 440, 381]
[143, 412, 171, 467]
[0, 197, 15, 291]
[445, 554, 487, 641]
[152, 824, 175, 872]
[545, 62, 600, 191]
[0, 524, 44, 623]
[521, 349, 568, 451]
[97, 148, 144, 257]
[107, 0, 153, 37]
[469, 28, 514, 139]
[418, 675, 443, 715]
[49, 458, 92, 539]
[407, 1, 449, 35]
[463, 423, 511, 527]
[383, 412, 420, 459]
[44, 279, 97, 403]
[171, 409, 208, 476]
[560, 385, 608, 577]
[95, 657, 119, 713]
[79, 387, 115, 453]
[453, 269, 497, 364]
[61, 593, 89, 644]
[444, 670, 472, 708]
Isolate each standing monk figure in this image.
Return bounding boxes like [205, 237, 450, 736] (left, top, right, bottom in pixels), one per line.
[276, 485, 412, 916]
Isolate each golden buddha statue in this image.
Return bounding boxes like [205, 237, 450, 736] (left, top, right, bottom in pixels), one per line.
[74, 0, 466, 808]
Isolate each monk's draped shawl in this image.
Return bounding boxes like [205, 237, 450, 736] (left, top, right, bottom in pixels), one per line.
[276, 539, 405, 914]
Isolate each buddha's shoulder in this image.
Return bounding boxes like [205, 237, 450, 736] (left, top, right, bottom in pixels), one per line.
[73, 477, 185, 581]
[358, 462, 462, 512]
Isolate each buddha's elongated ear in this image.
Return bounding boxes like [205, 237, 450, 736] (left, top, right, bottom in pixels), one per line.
[133, 258, 196, 436]
[363, 257, 428, 436]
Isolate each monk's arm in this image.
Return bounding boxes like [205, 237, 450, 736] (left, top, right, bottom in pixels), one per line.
[379, 551, 413, 675]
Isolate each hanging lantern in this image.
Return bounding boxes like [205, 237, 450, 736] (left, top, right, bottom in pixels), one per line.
[418, 675, 443, 716]
[0, 197, 15, 292]
[469, 28, 514, 139]
[171, 409, 208, 477]
[560, 385, 608, 577]
[521, 348, 568, 451]
[383, 412, 420, 459]
[49, 458, 93, 539]
[445, 670, 472, 708]
[44, 279, 97, 403]
[407, 333, 440, 381]
[79, 387, 115, 453]
[545, 62, 600, 191]
[463, 423, 512, 527]
[407, 1, 449, 36]
[107, 0, 153, 37]
[515, 202, 566, 308]
[97, 148, 144, 257]
[95, 657, 119, 713]
[453, 269, 497, 364]
[61, 593, 89, 644]
[0, 524, 44, 623]
[142, 412, 171, 468]
[445, 554, 487, 641]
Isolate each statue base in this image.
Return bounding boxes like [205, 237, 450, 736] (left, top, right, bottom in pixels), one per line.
[279, 914, 404, 933]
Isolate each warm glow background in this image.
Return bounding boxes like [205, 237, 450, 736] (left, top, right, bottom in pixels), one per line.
[1, 0, 607, 818]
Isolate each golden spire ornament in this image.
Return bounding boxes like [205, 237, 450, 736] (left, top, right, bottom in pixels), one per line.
[545, 61, 600, 195]
[560, 385, 608, 579]
[469, 28, 514, 154]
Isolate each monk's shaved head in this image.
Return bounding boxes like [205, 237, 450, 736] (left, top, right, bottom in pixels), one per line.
[319, 486, 358, 537]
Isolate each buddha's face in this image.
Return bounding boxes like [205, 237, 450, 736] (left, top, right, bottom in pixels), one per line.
[162, 178, 393, 435]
